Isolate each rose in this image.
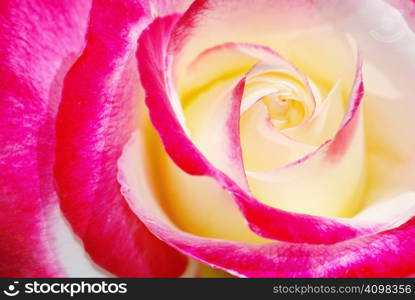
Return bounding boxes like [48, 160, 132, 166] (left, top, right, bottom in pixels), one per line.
[1, 0, 415, 278]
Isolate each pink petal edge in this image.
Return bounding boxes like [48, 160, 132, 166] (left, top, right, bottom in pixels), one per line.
[118, 131, 415, 277]
[55, 0, 188, 277]
[0, 0, 92, 277]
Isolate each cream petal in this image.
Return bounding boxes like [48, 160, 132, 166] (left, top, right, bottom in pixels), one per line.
[316, 0, 415, 208]
[283, 80, 346, 146]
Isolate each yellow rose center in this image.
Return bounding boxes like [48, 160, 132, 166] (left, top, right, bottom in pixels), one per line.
[141, 29, 366, 243]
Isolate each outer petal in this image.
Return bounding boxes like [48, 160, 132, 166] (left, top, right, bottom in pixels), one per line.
[317, 0, 415, 207]
[118, 132, 415, 277]
[55, 0, 187, 277]
[0, 0, 101, 277]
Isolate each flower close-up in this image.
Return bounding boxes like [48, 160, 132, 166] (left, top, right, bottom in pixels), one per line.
[2, 0, 415, 278]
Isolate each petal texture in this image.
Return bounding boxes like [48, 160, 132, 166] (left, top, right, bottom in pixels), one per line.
[0, 0, 93, 277]
[55, 0, 187, 277]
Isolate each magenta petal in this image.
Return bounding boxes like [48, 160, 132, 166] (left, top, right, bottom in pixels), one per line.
[55, 1, 187, 277]
[119, 132, 415, 277]
[0, 0, 92, 277]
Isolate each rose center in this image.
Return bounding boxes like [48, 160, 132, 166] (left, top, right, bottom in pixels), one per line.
[263, 95, 305, 129]
[240, 61, 319, 139]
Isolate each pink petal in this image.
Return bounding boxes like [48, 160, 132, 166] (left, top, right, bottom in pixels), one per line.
[55, 1, 187, 277]
[149, 0, 195, 16]
[118, 132, 415, 277]
[0, 0, 92, 277]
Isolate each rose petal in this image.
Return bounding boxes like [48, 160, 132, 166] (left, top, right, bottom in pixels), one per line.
[283, 80, 346, 146]
[180, 44, 319, 177]
[141, 113, 268, 243]
[240, 101, 316, 172]
[55, 1, 187, 277]
[188, 78, 249, 189]
[138, 15, 380, 244]
[317, 0, 415, 208]
[172, 0, 356, 97]
[0, 0, 97, 277]
[149, 0, 195, 17]
[246, 59, 365, 218]
[183, 43, 355, 220]
[183, 42, 317, 188]
[118, 132, 415, 277]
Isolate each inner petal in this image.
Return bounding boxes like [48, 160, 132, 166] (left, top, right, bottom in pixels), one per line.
[283, 80, 347, 146]
[262, 95, 305, 129]
[240, 101, 316, 172]
[180, 42, 365, 219]
[142, 108, 268, 243]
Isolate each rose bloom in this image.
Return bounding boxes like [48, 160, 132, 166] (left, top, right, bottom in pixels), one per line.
[1, 0, 415, 278]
